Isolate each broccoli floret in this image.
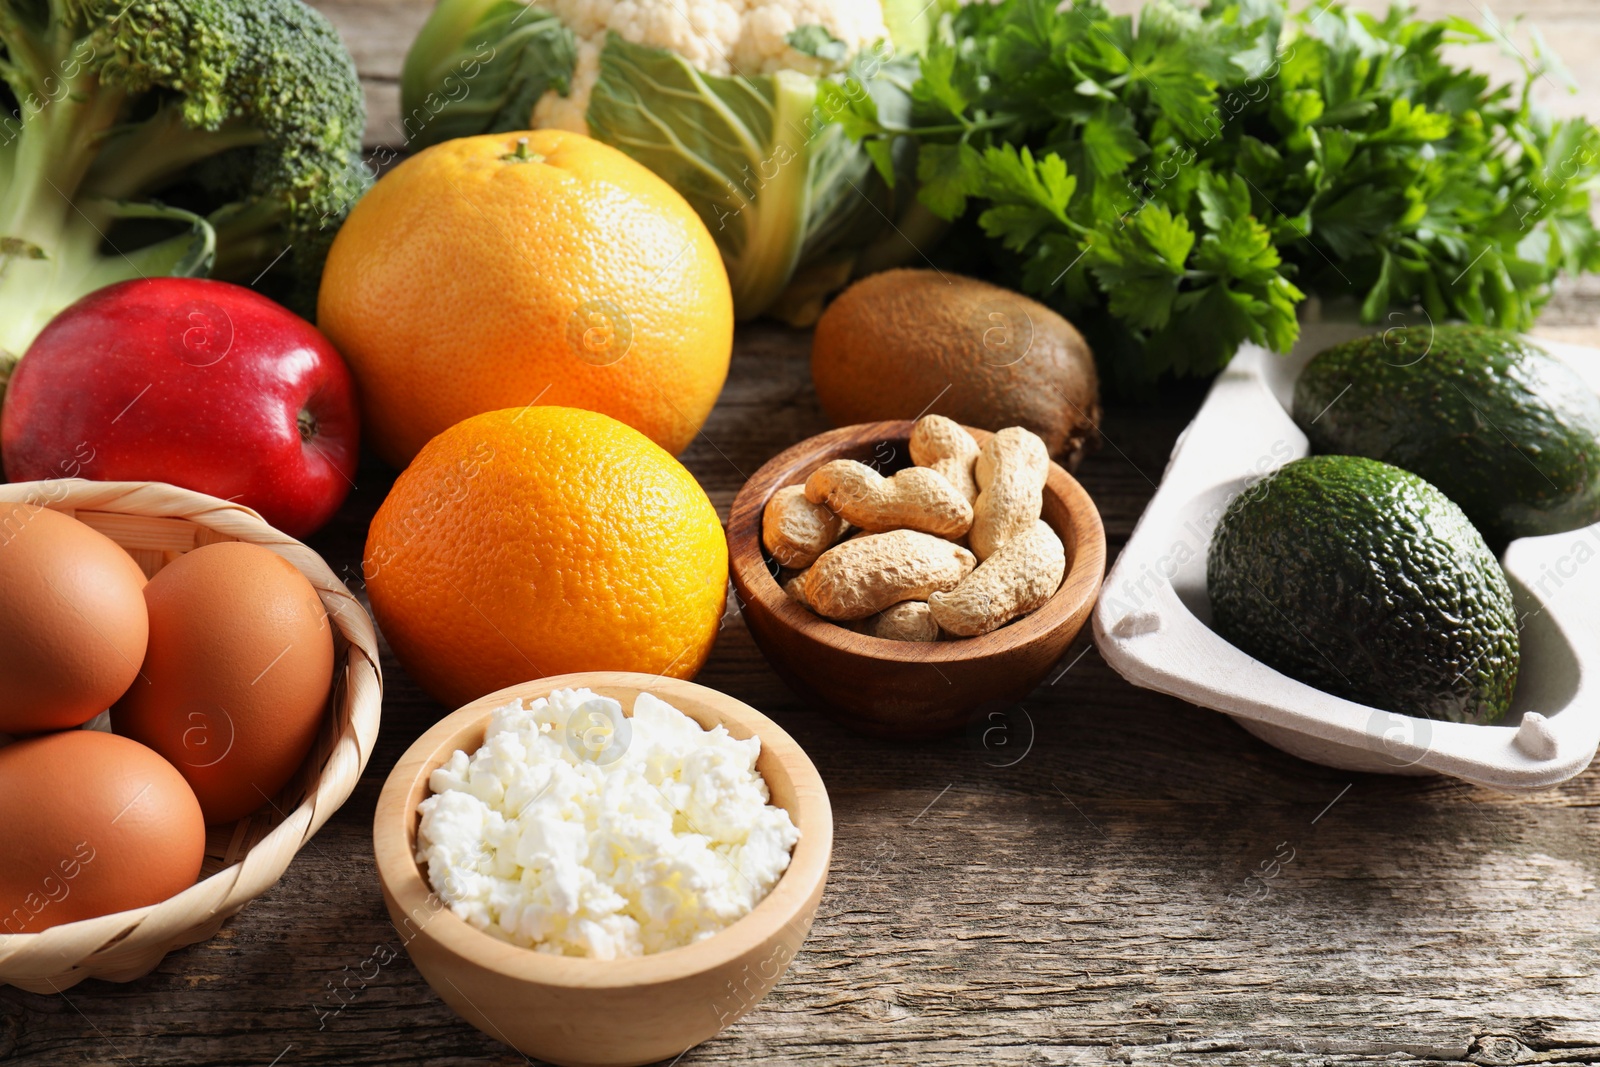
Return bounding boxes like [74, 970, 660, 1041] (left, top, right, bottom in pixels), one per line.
[0, 0, 369, 372]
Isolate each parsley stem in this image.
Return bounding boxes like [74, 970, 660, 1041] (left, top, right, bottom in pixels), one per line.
[868, 114, 1019, 137]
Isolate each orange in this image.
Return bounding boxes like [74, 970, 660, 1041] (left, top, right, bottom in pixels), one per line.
[317, 130, 734, 468]
[364, 406, 728, 709]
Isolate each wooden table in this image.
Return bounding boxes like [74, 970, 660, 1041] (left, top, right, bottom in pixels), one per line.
[8, 3, 1600, 1064]
[8, 322, 1600, 1066]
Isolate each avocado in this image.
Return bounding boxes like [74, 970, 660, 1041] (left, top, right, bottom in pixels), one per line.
[1207, 455, 1519, 724]
[1292, 324, 1600, 547]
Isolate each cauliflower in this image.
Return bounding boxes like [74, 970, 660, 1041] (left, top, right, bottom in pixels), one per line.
[532, 0, 891, 134]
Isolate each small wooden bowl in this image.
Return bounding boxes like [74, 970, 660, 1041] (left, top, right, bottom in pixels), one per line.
[0, 479, 381, 992]
[373, 672, 832, 1067]
[728, 421, 1106, 738]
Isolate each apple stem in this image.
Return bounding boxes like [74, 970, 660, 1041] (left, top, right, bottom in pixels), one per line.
[298, 408, 318, 442]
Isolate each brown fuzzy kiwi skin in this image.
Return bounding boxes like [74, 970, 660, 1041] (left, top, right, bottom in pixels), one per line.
[810, 269, 1103, 469]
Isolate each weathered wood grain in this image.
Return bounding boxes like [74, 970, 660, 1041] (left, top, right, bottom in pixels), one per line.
[6, 327, 1600, 1067]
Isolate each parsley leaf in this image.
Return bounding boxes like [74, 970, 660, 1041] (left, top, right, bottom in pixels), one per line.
[832, 0, 1600, 387]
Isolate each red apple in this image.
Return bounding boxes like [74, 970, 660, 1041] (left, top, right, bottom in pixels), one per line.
[1, 279, 358, 538]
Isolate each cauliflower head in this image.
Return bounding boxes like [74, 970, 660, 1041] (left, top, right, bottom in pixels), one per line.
[531, 0, 891, 133]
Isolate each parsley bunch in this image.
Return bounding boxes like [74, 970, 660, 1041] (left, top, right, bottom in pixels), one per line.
[825, 0, 1600, 388]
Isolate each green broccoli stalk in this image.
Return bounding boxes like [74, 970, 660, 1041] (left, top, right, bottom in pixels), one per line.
[0, 0, 369, 381]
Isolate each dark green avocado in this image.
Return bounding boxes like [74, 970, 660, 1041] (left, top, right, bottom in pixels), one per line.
[1292, 324, 1600, 547]
[1207, 455, 1519, 724]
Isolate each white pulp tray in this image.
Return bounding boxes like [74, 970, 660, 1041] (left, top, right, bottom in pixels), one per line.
[1092, 322, 1600, 792]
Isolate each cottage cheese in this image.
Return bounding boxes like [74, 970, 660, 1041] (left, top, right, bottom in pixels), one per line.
[415, 688, 801, 959]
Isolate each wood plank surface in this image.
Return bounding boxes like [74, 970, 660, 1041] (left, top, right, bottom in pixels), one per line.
[5, 3, 1600, 1066]
[7, 325, 1600, 1067]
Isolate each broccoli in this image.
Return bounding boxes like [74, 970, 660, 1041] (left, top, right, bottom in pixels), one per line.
[0, 0, 370, 377]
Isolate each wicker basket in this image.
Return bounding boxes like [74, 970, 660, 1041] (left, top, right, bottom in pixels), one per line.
[0, 479, 382, 993]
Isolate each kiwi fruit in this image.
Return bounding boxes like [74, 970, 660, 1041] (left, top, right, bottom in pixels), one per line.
[811, 269, 1101, 467]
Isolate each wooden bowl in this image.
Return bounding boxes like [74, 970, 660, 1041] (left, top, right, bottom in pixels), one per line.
[728, 420, 1106, 738]
[0, 479, 382, 993]
[372, 672, 833, 1067]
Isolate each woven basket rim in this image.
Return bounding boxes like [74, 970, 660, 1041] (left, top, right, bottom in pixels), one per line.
[0, 479, 382, 992]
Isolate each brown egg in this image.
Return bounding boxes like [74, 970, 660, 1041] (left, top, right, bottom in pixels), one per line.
[0, 730, 205, 932]
[112, 542, 334, 824]
[0, 503, 149, 734]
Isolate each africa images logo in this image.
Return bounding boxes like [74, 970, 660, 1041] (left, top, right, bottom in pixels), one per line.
[568, 298, 633, 367]
[565, 695, 632, 766]
[1365, 708, 1432, 770]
